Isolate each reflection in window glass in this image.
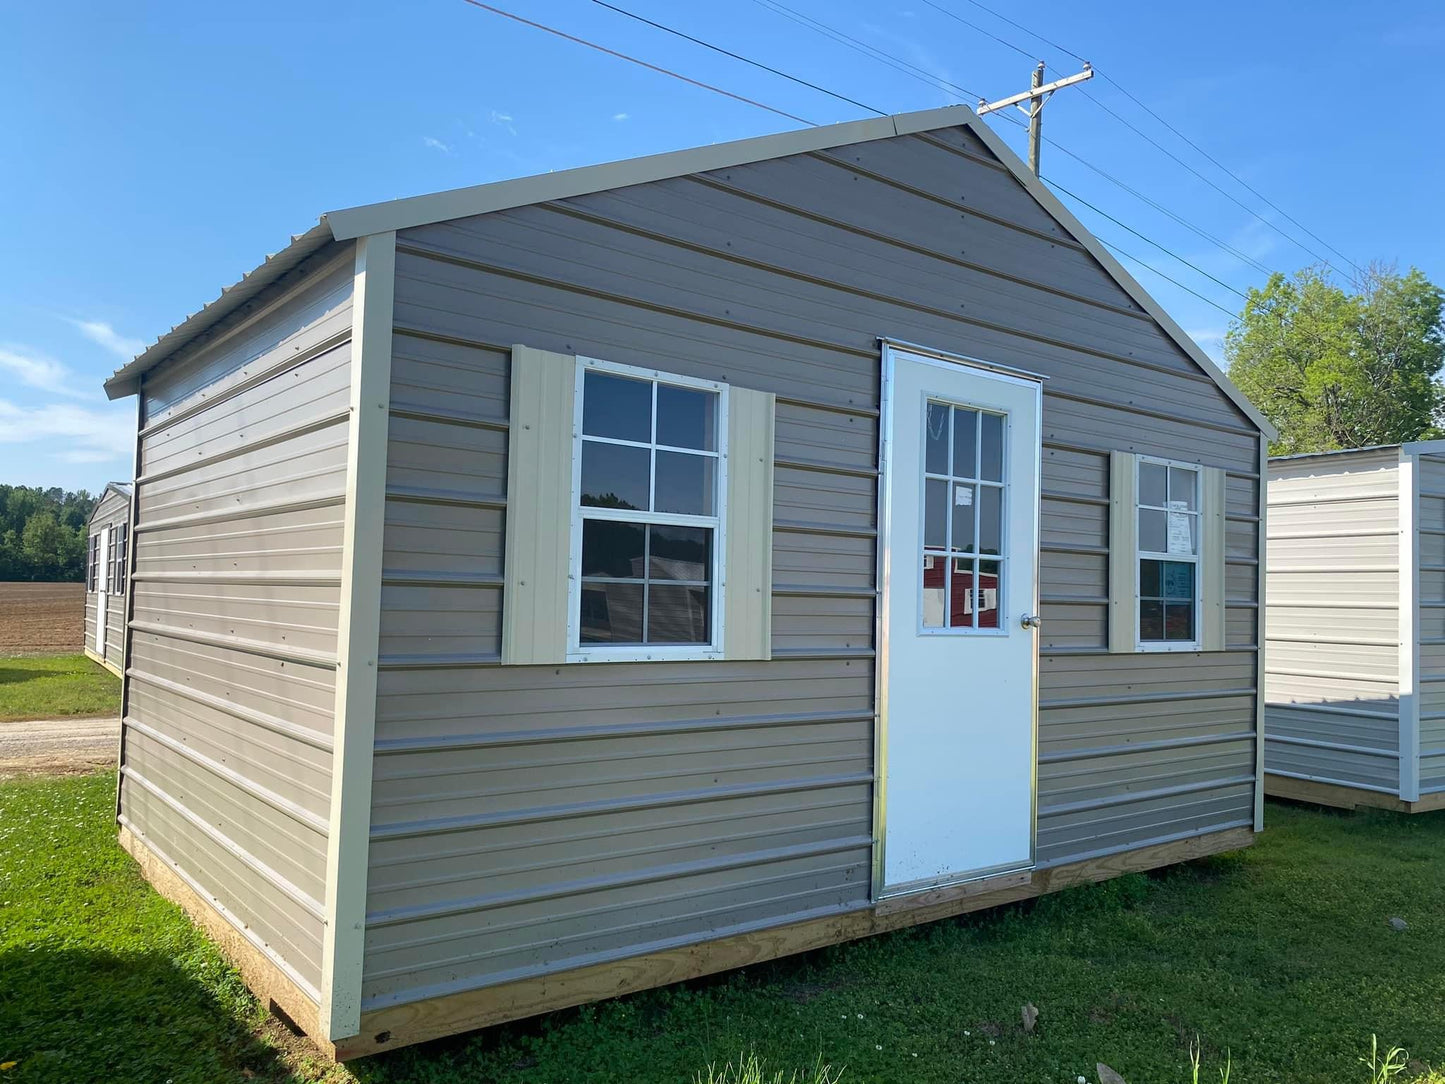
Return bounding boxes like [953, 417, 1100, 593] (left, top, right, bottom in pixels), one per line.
[1140, 462, 1167, 507]
[980, 412, 1004, 481]
[924, 478, 948, 550]
[581, 520, 645, 578]
[580, 582, 644, 642]
[977, 559, 1001, 628]
[922, 554, 945, 628]
[951, 483, 976, 554]
[948, 557, 974, 628]
[979, 486, 1002, 555]
[647, 585, 710, 643]
[952, 408, 978, 478]
[582, 371, 651, 442]
[1139, 508, 1167, 552]
[648, 525, 710, 580]
[656, 384, 716, 450]
[1169, 466, 1197, 510]
[925, 402, 949, 474]
[581, 442, 650, 510]
[1139, 557, 1196, 644]
[654, 451, 714, 515]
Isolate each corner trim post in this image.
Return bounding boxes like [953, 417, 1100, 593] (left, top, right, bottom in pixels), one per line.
[319, 231, 396, 1041]
[1399, 448, 1421, 803]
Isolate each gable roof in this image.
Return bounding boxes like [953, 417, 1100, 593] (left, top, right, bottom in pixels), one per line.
[87, 481, 133, 526]
[103, 105, 1275, 439]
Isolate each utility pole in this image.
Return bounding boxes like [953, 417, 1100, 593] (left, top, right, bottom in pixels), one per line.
[977, 61, 1093, 177]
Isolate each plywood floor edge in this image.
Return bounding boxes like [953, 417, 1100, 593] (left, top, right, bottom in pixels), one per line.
[1265, 772, 1445, 814]
[84, 646, 123, 679]
[335, 825, 1255, 1060]
[116, 825, 335, 1058]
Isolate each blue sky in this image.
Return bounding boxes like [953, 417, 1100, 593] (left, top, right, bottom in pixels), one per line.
[3, 0, 1443, 492]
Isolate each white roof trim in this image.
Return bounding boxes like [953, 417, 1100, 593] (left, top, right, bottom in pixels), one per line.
[108, 102, 1274, 440]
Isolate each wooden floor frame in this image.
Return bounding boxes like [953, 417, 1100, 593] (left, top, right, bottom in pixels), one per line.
[83, 645, 124, 679]
[1265, 772, 1445, 814]
[120, 823, 1253, 1061]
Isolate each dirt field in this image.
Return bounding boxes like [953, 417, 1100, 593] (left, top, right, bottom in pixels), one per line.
[0, 582, 86, 654]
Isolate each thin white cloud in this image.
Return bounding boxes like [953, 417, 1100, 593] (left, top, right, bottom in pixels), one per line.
[422, 135, 453, 154]
[489, 109, 517, 136]
[71, 319, 145, 360]
[0, 398, 134, 463]
[0, 345, 84, 397]
[612, 112, 630, 122]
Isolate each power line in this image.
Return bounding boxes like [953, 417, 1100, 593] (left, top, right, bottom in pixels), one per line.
[914, 0, 1036, 62]
[743, 0, 1278, 281]
[1097, 71, 1360, 273]
[918, 1, 1357, 273]
[587, 0, 888, 118]
[1042, 177, 1251, 301]
[750, 0, 984, 102]
[1099, 240, 1241, 319]
[456, 0, 815, 125]
[460, 0, 1247, 321]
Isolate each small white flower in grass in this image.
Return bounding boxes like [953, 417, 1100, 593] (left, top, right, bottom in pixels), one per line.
[989, 1040, 996, 1046]
[964, 1030, 971, 1036]
[1078, 1077, 1087, 1083]
[875, 1045, 883, 1051]
[857, 1013, 865, 1019]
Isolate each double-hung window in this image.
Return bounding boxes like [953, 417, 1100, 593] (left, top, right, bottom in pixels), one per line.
[109, 524, 128, 596]
[569, 358, 727, 661]
[86, 534, 100, 592]
[1136, 457, 1200, 649]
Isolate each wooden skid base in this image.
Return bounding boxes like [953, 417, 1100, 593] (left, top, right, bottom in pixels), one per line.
[83, 646, 124, 679]
[117, 826, 335, 1058]
[335, 826, 1254, 1060]
[1265, 773, 1445, 814]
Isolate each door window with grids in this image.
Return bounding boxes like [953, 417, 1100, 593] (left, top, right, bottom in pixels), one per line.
[920, 399, 1006, 632]
[1137, 458, 1199, 646]
[572, 360, 726, 657]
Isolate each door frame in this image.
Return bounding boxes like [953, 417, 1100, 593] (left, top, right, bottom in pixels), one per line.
[871, 338, 1046, 901]
[95, 528, 109, 655]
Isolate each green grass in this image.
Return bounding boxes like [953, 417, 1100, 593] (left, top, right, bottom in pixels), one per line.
[0, 654, 120, 722]
[3, 773, 1445, 1083]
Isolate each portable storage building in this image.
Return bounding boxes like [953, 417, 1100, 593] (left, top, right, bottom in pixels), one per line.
[101, 105, 1275, 1059]
[1264, 442, 1445, 813]
[83, 482, 132, 676]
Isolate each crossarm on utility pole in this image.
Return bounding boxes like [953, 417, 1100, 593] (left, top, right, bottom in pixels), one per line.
[976, 62, 1094, 177]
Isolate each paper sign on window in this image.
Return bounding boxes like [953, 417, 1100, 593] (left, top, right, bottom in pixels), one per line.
[1167, 511, 1192, 554]
[954, 487, 973, 507]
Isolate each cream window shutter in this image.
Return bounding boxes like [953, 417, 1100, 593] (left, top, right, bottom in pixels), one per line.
[1107, 451, 1138, 654]
[723, 386, 776, 661]
[501, 344, 576, 666]
[1200, 466, 1226, 652]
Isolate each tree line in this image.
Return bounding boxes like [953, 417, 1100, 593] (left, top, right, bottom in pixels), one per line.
[1227, 264, 1445, 454]
[0, 486, 98, 582]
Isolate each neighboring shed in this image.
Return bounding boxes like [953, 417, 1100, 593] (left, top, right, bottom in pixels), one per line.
[101, 105, 1275, 1059]
[83, 482, 132, 677]
[1264, 442, 1445, 813]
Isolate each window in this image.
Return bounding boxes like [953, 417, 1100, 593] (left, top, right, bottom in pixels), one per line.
[86, 534, 100, 592]
[920, 399, 1006, 632]
[569, 358, 727, 660]
[1136, 457, 1199, 648]
[109, 524, 128, 596]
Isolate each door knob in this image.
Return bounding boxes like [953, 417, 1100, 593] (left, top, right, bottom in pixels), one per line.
[1020, 613, 1041, 629]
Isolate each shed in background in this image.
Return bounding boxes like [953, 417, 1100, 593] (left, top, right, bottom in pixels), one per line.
[1265, 442, 1445, 812]
[84, 482, 132, 677]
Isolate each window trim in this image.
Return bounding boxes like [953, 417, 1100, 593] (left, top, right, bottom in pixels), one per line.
[1134, 455, 1202, 652]
[565, 356, 730, 663]
[86, 533, 100, 592]
[109, 523, 128, 596]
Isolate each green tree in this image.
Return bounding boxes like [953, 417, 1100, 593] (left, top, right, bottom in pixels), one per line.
[0, 485, 96, 581]
[1226, 264, 1445, 454]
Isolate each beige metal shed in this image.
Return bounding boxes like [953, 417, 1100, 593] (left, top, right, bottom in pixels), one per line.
[83, 482, 131, 677]
[101, 104, 1274, 1059]
[1265, 442, 1445, 813]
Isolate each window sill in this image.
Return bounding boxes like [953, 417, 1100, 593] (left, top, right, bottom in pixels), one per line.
[1136, 641, 1202, 653]
[567, 646, 726, 664]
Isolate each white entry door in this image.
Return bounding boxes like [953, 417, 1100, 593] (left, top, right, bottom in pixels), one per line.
[878, 344, 1042, 897]
[94, 530, 108, 654]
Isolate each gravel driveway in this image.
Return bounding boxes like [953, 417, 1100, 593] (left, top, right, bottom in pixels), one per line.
[0, 717, 120, 777]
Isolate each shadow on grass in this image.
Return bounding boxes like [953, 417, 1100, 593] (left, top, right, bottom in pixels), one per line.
[0, 945, 291, 1083]
[0, 668, 49, 686]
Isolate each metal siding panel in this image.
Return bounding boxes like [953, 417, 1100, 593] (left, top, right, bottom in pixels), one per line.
[120, 269, 352, 1011]
[1264, 453, 1406, 796]
[725, 386, 776, 661]
[365, 131, 1263, 1011]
